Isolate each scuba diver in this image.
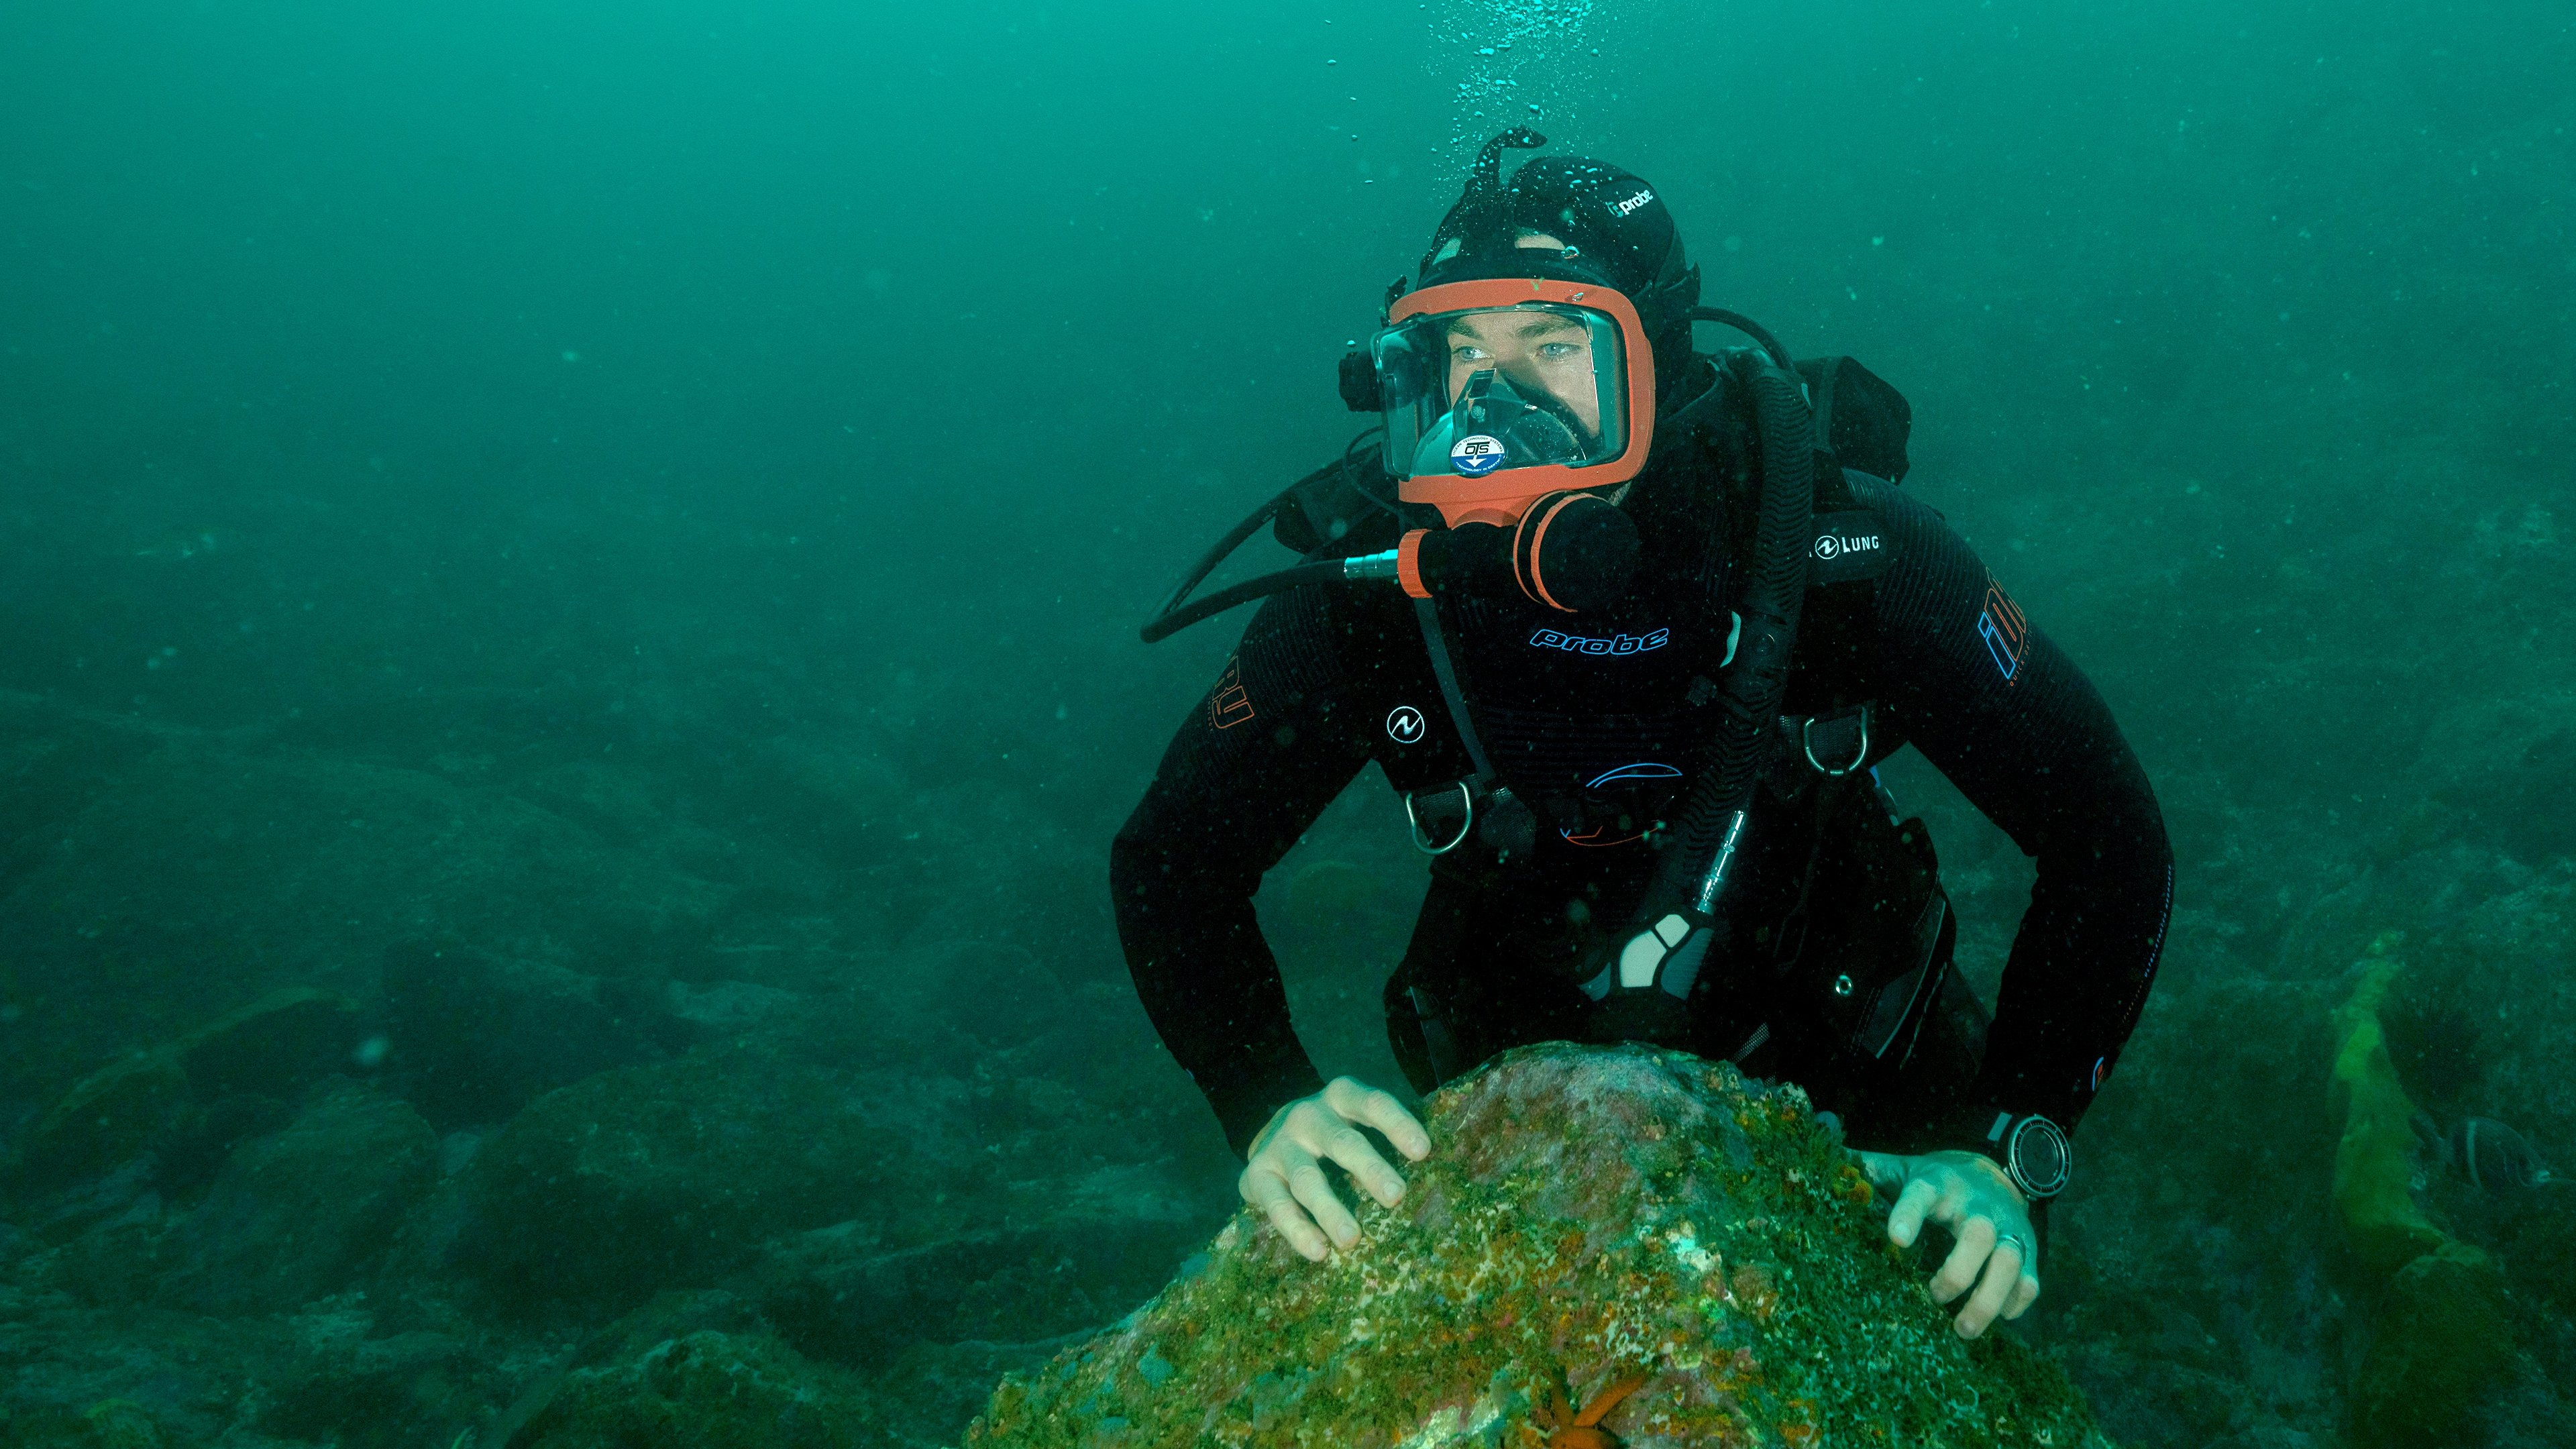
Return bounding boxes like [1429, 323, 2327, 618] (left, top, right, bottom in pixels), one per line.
[1112, 131, 2174, 1339]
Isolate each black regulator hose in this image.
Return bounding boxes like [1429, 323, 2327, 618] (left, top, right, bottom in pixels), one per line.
[1663, 362, 1817, 885]
[1688, 307, 1798, 376]
[1580, 359, 1816, 1034]
[1141, 431, 1399, 645]
[1146, 478, 1309, 633]
[1139, 558, 1348, 644]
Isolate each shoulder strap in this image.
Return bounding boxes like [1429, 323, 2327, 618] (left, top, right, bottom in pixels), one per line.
[1789, 472, 1895, 724]
[1803, 356, 1843, 457]
[1794, 356, 1913, 484]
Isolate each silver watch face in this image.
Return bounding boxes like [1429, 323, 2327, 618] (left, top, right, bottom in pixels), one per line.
[2006, 1115, 2072, 1199]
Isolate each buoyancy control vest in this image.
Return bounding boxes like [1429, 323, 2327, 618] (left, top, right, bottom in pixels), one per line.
[1389, 435, 1956, 1083]
[1142, 335, 1946, 1079]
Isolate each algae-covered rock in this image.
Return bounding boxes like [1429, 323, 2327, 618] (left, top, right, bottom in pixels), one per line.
[513, 1330, 888, 1449]
[747, 1200, 1210, 1368]
[2349, 1241, 2518, 1449]
[379, 936, 684, 1130]
[8, 986, 361, 1203]
[0, 1399, 163, 1449]
[968, 1042, 2108, 1449]
[176, 986, 366, 1102]
[451, 1028, 979, 1310]
[11, 1054, 189, 1196]
[154, 1083, 437, 1314]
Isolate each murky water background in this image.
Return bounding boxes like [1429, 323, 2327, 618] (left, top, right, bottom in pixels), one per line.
[1, 2, 2569, 1444]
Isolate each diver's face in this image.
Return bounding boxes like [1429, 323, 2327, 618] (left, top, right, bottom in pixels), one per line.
[1443, 309, 1605, 437]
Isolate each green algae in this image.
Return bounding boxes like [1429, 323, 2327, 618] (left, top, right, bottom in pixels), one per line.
[2324, 937, 2521, 1449]
[966, 1043, 2107, 1449]
[2348, 1242, 2517, 1449]
[2327, 940, 2447, 1276]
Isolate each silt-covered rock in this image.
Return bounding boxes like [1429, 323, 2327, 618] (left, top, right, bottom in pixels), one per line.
[512, 1328, 889, 1449]
[968, 1042, 2106, 1448]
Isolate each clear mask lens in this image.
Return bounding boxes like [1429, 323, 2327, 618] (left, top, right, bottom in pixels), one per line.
[1375, 304, 1627, 482]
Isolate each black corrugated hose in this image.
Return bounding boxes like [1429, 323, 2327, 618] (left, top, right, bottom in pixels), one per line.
[1646, 360, 1817, 908]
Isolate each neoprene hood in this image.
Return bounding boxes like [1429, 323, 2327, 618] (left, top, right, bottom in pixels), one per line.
[1417, 130, 1703, 394]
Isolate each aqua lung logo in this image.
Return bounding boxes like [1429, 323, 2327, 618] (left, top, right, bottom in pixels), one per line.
[1612, 188, 1656, 217]
[1813, 532, 1882, 561]
[1529, 626, 1670, 656]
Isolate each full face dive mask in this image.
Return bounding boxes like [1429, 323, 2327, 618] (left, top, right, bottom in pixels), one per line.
[1136, 271, 1656, 645]
[1138, 153, 1672, 645]
[1369, 275, 1658, 529]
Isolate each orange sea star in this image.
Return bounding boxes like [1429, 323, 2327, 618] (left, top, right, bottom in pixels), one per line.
[1532, 1367, 1649, 1448]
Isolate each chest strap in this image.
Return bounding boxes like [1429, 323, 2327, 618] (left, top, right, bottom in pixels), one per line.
[1413, 598, 1496, 785]
[1411, 598, 1540, 859]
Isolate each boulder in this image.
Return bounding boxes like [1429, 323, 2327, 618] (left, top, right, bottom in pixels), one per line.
[10, 1055, 188, 1198]
[255, 1326, 486, 1449]
[864, 939, 1069, 1055]
[450, 1026, 985, 1311]
[2412, 685, 2576, 865]
[0, 1399, 164, 1449]
[0, 743, 727, 1115]
[445, 976, 1231, 1385]
[2348, 1241, 2518, 1449]
[378, 938, 688, 1130]
[747, 1169, 1212, 1369]
[0, 691, 164, 907]
[6, 987, 362, 1210]
[176, 987, 367, 1102]
[967, 1042, 2109, 1449]
[511, 1330, 889, 1449]
[154, 1084, 437, 1315]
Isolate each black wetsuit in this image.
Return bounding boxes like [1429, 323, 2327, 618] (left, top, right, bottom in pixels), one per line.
[1113, 391, 2173, 1165]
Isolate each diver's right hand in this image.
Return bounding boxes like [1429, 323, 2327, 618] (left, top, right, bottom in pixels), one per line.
[1240, 1076, 1431, 1263]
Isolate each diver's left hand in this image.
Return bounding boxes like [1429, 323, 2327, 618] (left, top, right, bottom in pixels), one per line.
[1857, 1149, 2040, 1339]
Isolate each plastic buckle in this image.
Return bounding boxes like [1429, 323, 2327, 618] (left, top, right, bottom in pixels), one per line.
[1800, 702, 1871, 777]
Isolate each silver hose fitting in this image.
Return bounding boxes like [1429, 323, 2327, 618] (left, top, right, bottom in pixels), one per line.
[1342, 548, 1403, 582]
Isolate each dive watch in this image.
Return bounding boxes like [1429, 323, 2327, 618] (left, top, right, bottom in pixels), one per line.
[1982, 1111, 2072, 1200]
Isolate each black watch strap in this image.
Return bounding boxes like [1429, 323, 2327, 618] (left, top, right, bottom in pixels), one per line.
[1976, 1110, 2072, 1199]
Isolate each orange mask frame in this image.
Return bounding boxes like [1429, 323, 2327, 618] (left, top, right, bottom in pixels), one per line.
[1385, 277, 1658, 527]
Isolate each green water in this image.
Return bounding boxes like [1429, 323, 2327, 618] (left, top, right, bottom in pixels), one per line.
[0, 3, 2569, 1445]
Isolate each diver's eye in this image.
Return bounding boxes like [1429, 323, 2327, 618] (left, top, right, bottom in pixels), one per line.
[1538, 341, 1582, 361]
[1451, 344, 1492, 363]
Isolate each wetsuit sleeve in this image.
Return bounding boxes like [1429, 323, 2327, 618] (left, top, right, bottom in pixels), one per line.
[1865, 484, 2174, 1143]
[1111, 584, 1383, 1156]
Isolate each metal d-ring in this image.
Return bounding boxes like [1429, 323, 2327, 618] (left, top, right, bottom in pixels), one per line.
[1801, 704, 1872, 777]
[1405, 782, 1475, 855]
